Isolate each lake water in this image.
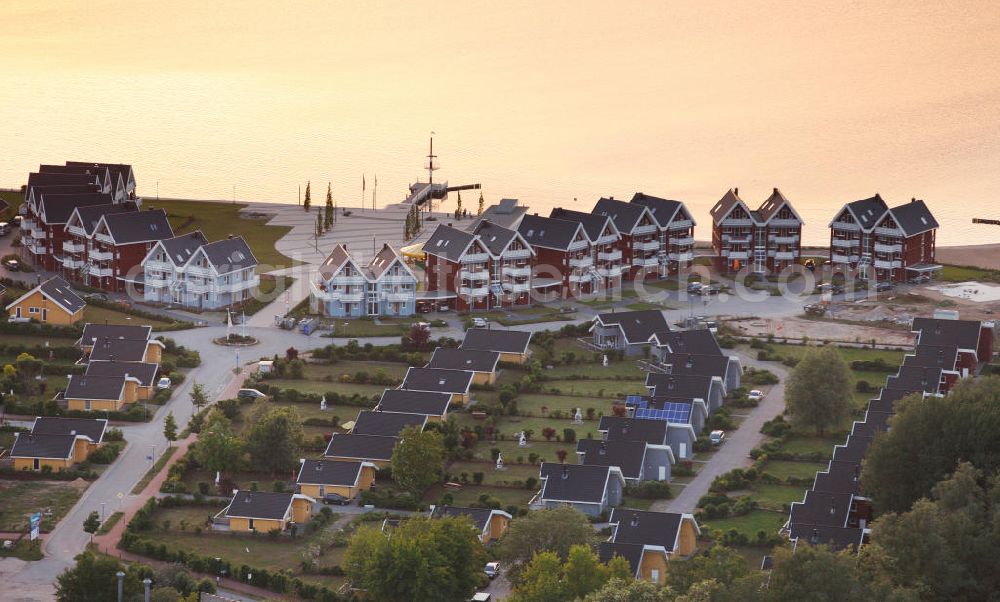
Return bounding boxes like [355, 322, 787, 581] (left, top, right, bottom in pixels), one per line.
[3, 0, 1000, 245]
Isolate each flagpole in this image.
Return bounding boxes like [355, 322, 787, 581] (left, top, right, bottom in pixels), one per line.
[361, 175, 365, 212]
[373, 174, 377, 211]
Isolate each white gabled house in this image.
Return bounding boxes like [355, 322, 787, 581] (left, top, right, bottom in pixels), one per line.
[311, 243, 417, 317]
[142, 232, 259, 309]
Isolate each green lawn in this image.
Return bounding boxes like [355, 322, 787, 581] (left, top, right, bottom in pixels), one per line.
[761, 460, 827, 482]
[762, 343, 906, 365]
[82, 305, 174, 328]
[539, 379, 646, 398]
[264, 378, 386, 399]
[700, 509, 786, 540]
[530, 337, 588, 360]
[466, 439, 568, 463]
[299, 360, 409, 382]
[541, 360, 647, 381]
[146, 199, 299, 270]
[320, 319, 410, 337]
[515, 394, 612, 416]
[779, 435, 840, 459]
[271, 401, 369, 426]
[447, 461, 539, 487]
[749, 484, 807, 511]
[939, 264, 1000, 283]
[424, 483, 534, 508]
[0, 190, 24, 217]
[0, 332, 79, 347]
[459, 414, 601, 442]
[619, 497, 656, 510]
[0, 480, 86, 532]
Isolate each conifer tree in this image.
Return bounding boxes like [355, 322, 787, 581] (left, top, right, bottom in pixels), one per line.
[454, 191, 463, 220]
[325, 182, 334, 227]
[477, 191, 485, 215]
[303, 181, 312, 212]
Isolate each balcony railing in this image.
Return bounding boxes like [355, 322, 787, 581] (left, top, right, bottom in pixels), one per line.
[503, 265, 531, 278]
[185, 266, 214, 278]
[94, 232, 114, 245]
[874, 243, 902, 253]
[874, 259, 901, 269]
[504, 248, 532, 260]
[31, 226, 45, 239]
[462, 269, 490, 281]
[831, 222, 860, 232]
[62, 257, 85, 269]
[380, 274, 415, 284]
[633, 240, 660, 252]
[595, 234, 619, 245]
[63, 241, 85, 254]
[66, 225, 86, 237]
[144, 259, 174, 272]
[459, 285, 489, 297]
[598, 265, 623, 277]
[89, 249, 113, 261]
[329, 274, 365, 285]
[569, 256, 594, 269]
[875, 227, 903, 237]
[669, 219, 693, 231]
[831, 239, 859, 248]
[768, 219, 800, 227]
[831, 253, 852, 264]
[89, 266, 113, 277]
[214, 277, 260, 294]
[769, 235, 799, 244]
[669, 251, 694, 262]
[26, 243, 46, 255]
[598, 249, 622, 262]
[632, 257, 659, 267]
[632, 224, 658, 236]
[774, 251, 797, 261]
[722, 234, 752, 244]
[461, 252, 490, 264]
[504, 281, 532, 293]
[385, 292, 413, 303]
[670, 236, 695, 246]
[721, 218, 753, 227]
[568, 239, 590, 252]
[723, 250, 750, 260]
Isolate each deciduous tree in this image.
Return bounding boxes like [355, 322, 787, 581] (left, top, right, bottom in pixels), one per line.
[163, 412, 178, 447]
[784, 346, 852, 435]
[246, 405, 304, 473]
[391, 425, 445, 496]
[56, 552, 143, 602]
[497, 507, 595, 577]
[194, 412, 243, 472]
[82, 511, 100, 543]
[189, 382, 208, 412]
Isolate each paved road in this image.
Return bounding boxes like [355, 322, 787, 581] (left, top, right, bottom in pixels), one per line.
[652, 351, 791, 514]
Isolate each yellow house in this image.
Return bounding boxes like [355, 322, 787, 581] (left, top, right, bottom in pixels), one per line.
[296, 459, 378, 500]
[83, 361, 159, 400]
[323, 433, 397, 469]
[6, 277, 85, 325]
[64, 374, 141, 412]
[429, 506, 512, 544]
[78, 323, 163, 364]
[375, 389, 452, 421]
[10, 418, 106, 471]
[218, 490, 316, 534]
[400, 367, 474, 407]
[600, 509, 701, 585]
[425, 348, 500, 386]
[461, 328, 533, 365]
[351, 410, 427, 437]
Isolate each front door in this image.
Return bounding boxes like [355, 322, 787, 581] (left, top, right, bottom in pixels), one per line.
[678, 443, 687, 459]
[658, 466, 666, 481]
[33, 458, 40, 471]
[14, 307, 20, 318]
[367, 291, 379, 316]
[41, 308, 47, 322]
[319, 485, 326, 497]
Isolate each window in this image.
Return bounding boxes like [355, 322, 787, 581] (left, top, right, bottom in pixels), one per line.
[248, 518, 255, 531]
[28, 307, 39, 314]
[650, 569, 660, 583]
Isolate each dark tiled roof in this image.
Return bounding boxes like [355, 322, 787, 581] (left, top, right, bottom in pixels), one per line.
[789, 490, 853, 528]
[10, 433, 77, 459]
[81, 323, 152, 343]
[318, 244, 352, 280]
[102, 209, 173, 244]
[755, 188, 798, 222]
[549, 208, 614, 241]
[401, 368, 474, 394]
[462, 328, 532, 354]
[64, 375, 126, 401]
[517, 213, 585, 251]
[598, 541, 644, 575]
[26, 184, 102, 204]
[709, 188, 746, 223]
[376, 389, 451, 416]
[889, 199, 938, 236]
[788, 523, 864, 552]
[630, 193, 685, 228]
[296, 459, 363, 487]
[592, 197, 650, 234]
[577, 439, 649, 479]
[324, 433, 397, 461]
[365, 244, 407, 280]
[608, 508, 685, 548]
[27, 172, 102, 190]
[352, 411, 426, 437]
[429, 506, 495, 532]
[652, 330, 723, 356]
[812, 460, 863, 496]
[159, 231, 209, 266]
[656, 353, 730, 379]
[902, 345, 959, 370]
[31, 417, 107, 442]
[84, 360, 158, 387]
[472, 220, 518, 256]
[867, 388, 912, 414]
[599, 416, 668, 445]
[645, 373, 714, 400]
[832, 435, 872, 464]
[885, 366, 943, 394]
[40, 193, 115, 224]
[200, 237, 257, 272]
[474, 199, 527, 230]
[36, 277, 86, 314]
[844, 195, 889, 230]
[427, 348, 500, 373]
[71, 203, 136, 235]
[912, 318, 984, 351]
[224, 490, 294, 521]
[596, 310, 669, 345]
[424, 223, 476, 262]
[539, 462, 615, 504]
[88, 338, 152, 362]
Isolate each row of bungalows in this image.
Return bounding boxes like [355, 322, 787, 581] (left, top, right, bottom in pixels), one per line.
[9, 416, 108, 472]
[784, 316, 995, 552]
[65, 323, 164, 412]
[319, 327, 533, 484]
[311, 243, 419, 317]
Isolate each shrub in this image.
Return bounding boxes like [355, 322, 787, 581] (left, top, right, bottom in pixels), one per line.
[626, 480, 672, 499]
[760, 415, 791, 438]
[562, 428, 576, 443]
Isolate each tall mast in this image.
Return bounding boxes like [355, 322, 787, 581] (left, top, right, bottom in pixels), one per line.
[425, 133, 438, 212]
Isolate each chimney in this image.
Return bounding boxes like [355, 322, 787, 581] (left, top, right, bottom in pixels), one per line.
[630, 513, 639, 528]
[70, 430, 76, 436]
[685, 354, 693, 369]
[773, 187, 778, 194]
[829, 502, 837, 516]
[599, 441, 607, 456]
[562, 465, 570, 479]
[911, 197, 916, 203]
[809, 529, 820, 545]
[734, 187, 739, 196]
[448, 223, 453, 227]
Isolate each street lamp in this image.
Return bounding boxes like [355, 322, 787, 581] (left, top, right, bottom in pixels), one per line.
[100, 502, 106, 523]
[116, 571, 125, 602]
[143, 578, 152, 602]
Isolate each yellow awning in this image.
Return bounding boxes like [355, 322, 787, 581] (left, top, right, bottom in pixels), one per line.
[400, 243, 425, 260]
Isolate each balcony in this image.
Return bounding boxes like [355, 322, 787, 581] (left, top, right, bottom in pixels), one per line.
[633, 224, 658, 236]
[459, 285, 489, 297]
[598, 265, 623, 278]
[875, 226, 903, 237]
[769, 219, 800, 227]
[461, 252, 490, 264]
[504, 281, 532, 293]
[669, 251, 694, 262]
[569, 256, 594, 269]
[774, 251, 797, 261]
[831, 238, 859, 249]
[18, 204, 27, 216]
[722, 234, 752, 244]
[144, 276, 169, 288]
[89, 266, 113, 278]
[385, 291, 414, 303]
[66, 225, 86, 237]
[874, 243, 902, 253]
[633, 240, 660, 252]
[186, 281, 209, 294]
[874, 259, 901, 269]
[831, 253, 852, 264]
[568, 239, 589, 252]
[63, 240, 85, 254]
[595, 234, 619, 245]
[330, 274, 365, 285]
[769, 235, 799, 245]
[831, 222, 860, 232]
[504, 248, 532, 260]
[214, 277, 260, 294]
[463, 269, 490, 281]
[669, 219, 693, 231]
[144, 259, 174, 272]
[338, 291, 365, 303]
[94, 232, 114, 245]
[503, 265, 531, 278]
[381, 274, 414, 284]
[632, 256, 659, 268]
[20, 219, 35, 232]
[26, 242, 46, 255]
[62, 257, 85, 269]
[670, 236, 695, 247]
[31, 226, 45, 239]
[721, 218, 753, 227]
[598, 249, 622, 262]
[89, 249, 113, 261]
[568, 272, 592, 283]
[723, 250, 750, 260]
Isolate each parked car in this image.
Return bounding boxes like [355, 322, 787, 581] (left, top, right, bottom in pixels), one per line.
[484, 562, 501, 580]
[3, 259, 20, 272]
[237, 388, 267, 401]
[687, 282, 704, 294]
[156, 377, 171, 390]
[322, 492, 350, 506]
[748, 390, 764, 402]
[709, 430, 726, 445]
[875, 282, 895, 292]
[704, 284, 722, 295]
[471, 593, 493, 602]
[472, 317, 489, 328]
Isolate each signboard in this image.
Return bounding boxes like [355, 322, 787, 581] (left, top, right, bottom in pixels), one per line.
[29, 513, 41, 541]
